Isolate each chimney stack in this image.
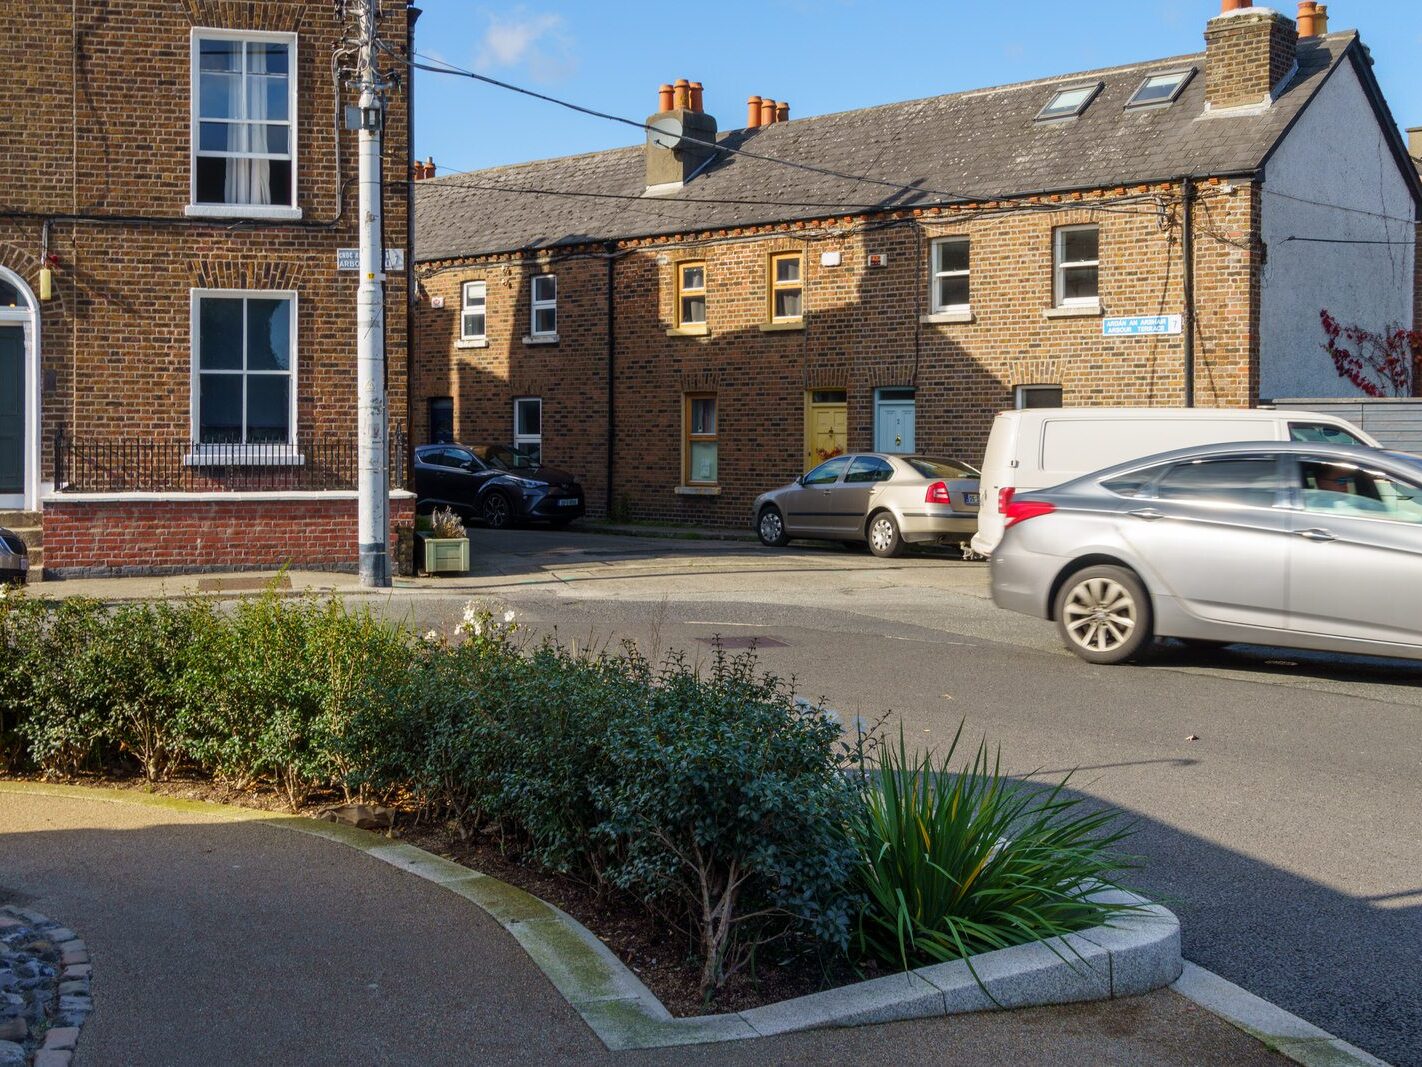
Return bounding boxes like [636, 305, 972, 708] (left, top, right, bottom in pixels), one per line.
[1204, 2, 1298, 111]
[746, 95, 763, 128]
[645, 78, 718, 190]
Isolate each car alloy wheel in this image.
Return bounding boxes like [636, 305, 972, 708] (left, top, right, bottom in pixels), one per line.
[483, 493, 512, 529]
[1062, 576, 1137, 653]
[758, 506, 789, 547]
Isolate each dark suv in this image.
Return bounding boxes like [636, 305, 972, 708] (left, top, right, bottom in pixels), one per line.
[413, 444, 585, 529]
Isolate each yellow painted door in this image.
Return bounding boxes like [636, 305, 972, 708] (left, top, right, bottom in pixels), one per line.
[805, 393, 848, 471]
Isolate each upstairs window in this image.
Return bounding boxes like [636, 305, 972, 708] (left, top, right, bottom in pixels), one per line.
[192, 32, 296, 210]
[1054, 225, 1100, 307]
[930, 238, 970, 312]
[1035, 82, 1102, 122]
[769, 252, 803, 322]
[461, 281, 487, 341]
[677, 262, 707, 328]
[530, 275, 557, 337]
[1126, 69, 1195, 109]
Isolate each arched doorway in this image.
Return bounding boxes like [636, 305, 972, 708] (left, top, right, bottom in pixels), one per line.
[0, 267, 40, 512]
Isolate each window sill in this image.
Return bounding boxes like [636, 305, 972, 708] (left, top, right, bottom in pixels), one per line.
[666, 324, 710, 337]
[183, 448, 305, 468]
[185, 204, 304, 221]
[456, 338, 489, 349]
[759, 321, 805, 333]
[675, 485, 721, 496]
[1043, 302, 1102, 319]
[523, 334, 559, 346]
[921, 308, 974, 325]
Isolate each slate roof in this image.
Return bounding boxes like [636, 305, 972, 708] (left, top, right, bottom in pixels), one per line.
[416, 33, 1365, 262]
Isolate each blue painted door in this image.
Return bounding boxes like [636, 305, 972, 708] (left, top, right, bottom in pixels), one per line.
[0, 326, 23, 494]
[874, 391, 916, 454]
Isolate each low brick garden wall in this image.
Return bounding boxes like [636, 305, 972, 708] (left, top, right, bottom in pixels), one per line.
[41, 492, 416, 578]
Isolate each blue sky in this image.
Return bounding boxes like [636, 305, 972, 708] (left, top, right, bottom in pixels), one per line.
[411, 1, 1422, 175]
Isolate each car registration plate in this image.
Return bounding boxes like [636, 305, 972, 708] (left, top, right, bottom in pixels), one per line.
[558, 498, 580, 508]
[965, 493, 980, 506]
[18, 558, 28, 571]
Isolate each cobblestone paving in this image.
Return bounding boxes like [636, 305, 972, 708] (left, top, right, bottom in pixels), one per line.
[0, 907, 91, 1067]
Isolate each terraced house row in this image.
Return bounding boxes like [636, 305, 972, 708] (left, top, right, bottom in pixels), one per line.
[0, 0, 415, 576]
[414, 0, 1421, 528]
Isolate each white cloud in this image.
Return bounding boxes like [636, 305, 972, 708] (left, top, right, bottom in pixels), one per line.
[474, 9, 577, 83]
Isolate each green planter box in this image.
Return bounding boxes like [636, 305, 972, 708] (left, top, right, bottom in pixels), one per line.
[419, 535, 470, 575]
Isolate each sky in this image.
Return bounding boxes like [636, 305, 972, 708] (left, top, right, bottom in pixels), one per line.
[410, 0, 1422, 176]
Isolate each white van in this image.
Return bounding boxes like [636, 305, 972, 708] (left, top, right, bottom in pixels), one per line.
[971, 407, 1379, 556]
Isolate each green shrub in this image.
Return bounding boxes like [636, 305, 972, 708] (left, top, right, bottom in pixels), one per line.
[0, 587, 47, 772]
[600, 648, 859, 999]
[850, 725, 1137, 972]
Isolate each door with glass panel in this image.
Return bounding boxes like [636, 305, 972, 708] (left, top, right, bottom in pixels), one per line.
[804, 389, 847, 471]
[0, 326, 22, 494]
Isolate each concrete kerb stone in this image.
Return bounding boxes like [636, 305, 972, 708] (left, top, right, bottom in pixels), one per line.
[1171, 962, 1392, 1067]
[0, 782, 1183, 1052]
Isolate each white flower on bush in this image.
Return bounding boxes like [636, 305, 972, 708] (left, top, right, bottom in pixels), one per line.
[503, 610, 516, 624]
[455, 600, 518, 640]
[422, 629, 441, 643]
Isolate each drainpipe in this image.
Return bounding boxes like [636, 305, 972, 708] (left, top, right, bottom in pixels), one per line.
[406, 6, 421, 461]
[605, 243, 617, 516]
[1182, 176, 1196, 408]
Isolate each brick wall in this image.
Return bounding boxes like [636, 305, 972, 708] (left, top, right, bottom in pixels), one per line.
[414, 180, 1264, 527]
[0, 1, 412, 486]
[43, 494, 415, 577]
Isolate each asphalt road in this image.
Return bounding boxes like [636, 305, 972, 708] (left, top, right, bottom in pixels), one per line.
[385, 526, 1422, 1066]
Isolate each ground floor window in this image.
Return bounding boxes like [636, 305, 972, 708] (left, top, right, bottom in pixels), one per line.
[192, 290, 296, 446]
[514, 397, 542, 463]
[428, 397, 454, 443]
[685, 393, 718, 485]
[1016, 384, 1063, 409]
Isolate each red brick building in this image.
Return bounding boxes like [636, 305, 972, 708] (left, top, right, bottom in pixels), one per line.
[0, 1, 416, 576]
[412, 2, 1420, 530]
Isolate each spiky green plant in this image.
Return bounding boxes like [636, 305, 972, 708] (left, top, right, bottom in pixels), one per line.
[851, 724, 1139, 971]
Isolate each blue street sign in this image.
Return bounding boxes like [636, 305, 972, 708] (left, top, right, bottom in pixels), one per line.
[1102, 314, 1183, 337]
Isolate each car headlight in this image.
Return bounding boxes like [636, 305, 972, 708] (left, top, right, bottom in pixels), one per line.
[508, 476, 542, 489]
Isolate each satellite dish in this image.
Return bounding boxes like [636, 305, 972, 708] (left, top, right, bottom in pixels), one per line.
[649, 116, 684, 151]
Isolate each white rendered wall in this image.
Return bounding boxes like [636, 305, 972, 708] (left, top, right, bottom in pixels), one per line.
[1259, 59, 1416, 400]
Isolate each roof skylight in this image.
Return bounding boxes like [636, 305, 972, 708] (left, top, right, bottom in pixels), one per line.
[1035, 82, 1103, 122]
[1126, 69, 1196, 109]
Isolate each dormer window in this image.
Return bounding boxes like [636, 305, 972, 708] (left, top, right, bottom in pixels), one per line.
[1035, 82, 1102, 122]
[1126, 69, 1195, 109]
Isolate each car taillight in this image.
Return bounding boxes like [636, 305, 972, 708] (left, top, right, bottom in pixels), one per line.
[1003, 499, 1057, 528]
[925, 482, 952, 505]
[998, 487, 1015, 514]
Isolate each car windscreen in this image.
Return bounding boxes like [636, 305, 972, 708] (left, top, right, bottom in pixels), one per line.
[905, 457, 977, 479]
[472, 445, 540, 471]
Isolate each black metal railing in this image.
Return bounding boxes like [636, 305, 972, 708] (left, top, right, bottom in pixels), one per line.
[54, 428, 410, 494]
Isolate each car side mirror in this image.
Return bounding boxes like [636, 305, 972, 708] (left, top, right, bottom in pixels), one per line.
[797, 475, 808, 486]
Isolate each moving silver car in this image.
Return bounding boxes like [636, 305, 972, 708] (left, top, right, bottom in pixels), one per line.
[991, 441, 1422, 664]
[753, 453, 979, 557]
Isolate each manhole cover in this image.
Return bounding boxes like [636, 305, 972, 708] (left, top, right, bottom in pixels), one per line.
[694, 636, 787, 649]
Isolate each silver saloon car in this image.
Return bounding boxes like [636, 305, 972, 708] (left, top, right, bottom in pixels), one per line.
[753, 453, 980, 557]
[991, 441, 1422, 664]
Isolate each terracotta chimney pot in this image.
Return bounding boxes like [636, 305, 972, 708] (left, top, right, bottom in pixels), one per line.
[1315, 4, 1328, 32]
[689, 81, 704, 113]
[746, 95, 763, 128]
[659, 83, 674, 112]
[673, 78, 690, 110]
[424, 157, 435, 179]
[775, 101, 789, 122]
[761, 98, 777, 126]
[1296, 1, 1316, 36]
[1221, 0, 1251, 10]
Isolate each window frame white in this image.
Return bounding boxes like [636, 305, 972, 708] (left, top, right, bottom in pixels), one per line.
[1125, 68, 1196, 110]
[188, 27, 301, 220]
[513, 396, 543, 460]
[929, 237, 971, 313]
[1035, 81, 1103, 122]
[188, 288, 300, 461]
[530, 274, 558, 338]
[1015, 384, 1064, 410]
[461, 280, 487, 342]
[1053, 224, 1101, 308]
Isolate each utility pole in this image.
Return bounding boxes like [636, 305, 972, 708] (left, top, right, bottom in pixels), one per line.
[349, 0, 391, 587]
